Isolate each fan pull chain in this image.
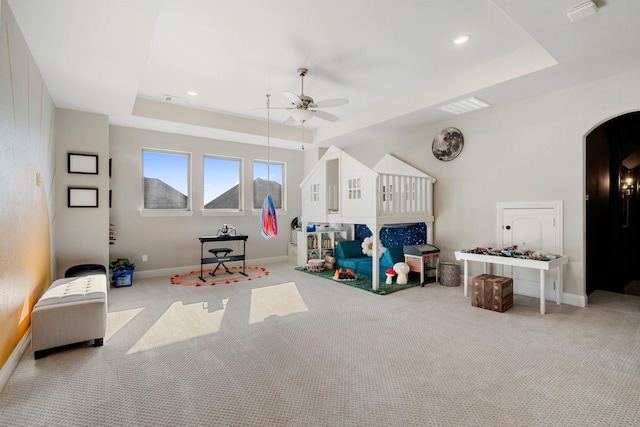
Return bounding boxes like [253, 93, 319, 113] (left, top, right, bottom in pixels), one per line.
[261, 93, 278, 239]
[266, 94, 270, 184]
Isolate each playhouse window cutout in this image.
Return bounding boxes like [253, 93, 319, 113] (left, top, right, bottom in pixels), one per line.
[310, 183, 319, 202]
[348, 178, 361, 200]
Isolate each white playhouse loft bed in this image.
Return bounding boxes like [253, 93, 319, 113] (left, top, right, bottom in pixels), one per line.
[299, 146, 436, 290]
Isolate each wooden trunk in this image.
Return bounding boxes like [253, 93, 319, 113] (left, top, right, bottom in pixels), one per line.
[471, 274, 513, 312]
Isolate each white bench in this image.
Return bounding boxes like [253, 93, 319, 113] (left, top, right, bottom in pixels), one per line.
[32, 274, 107, 359]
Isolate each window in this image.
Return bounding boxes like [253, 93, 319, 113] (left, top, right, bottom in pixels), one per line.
[143, 150, 190, 210]
[204, 156, 242, 210]
[348, 177, 361, 200]
[253, 161, 284, 209]
[310, 183, 320, 202]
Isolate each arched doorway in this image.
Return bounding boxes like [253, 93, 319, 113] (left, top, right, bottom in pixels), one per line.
[585, 111, 640, 295]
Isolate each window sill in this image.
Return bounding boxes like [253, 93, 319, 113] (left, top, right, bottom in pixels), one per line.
[251, 209, 288, 216]
[202, 210, 245, 217]
[139, 210, 194, 217]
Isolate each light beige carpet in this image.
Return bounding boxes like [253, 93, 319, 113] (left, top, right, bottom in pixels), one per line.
[1, 262, 639, 426]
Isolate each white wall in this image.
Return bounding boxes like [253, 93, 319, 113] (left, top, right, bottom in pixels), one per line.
[109, 126, 303, 274]
[54, 108, 110, 277]
[337, 67, 640, 302]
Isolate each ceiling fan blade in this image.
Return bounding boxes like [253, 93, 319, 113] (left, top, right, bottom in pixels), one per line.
[314, 98, 349, 108]
[284, 91, 302, 107]
[313, 110, 339, 122]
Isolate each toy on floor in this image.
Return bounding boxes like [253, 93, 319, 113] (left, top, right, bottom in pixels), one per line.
[385, 268, 397, 284]
[334, 268, 356, 280]
[393, 262, 410, 285]
[324, 254, 336, 270]
[361, 236, 386, 258]
[306, 259, 325, 272]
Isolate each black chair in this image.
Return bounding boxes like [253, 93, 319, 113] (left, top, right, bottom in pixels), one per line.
[64, 264, 107, 278]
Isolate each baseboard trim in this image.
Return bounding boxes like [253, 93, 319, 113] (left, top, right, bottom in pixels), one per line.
[562, 292, 587, 307]
[134, 256, 288, 279]
[512, 289, 587, 308]
[0, 327, 31, 393]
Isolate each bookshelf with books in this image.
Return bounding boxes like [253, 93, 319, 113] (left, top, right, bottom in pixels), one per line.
[296, 225, 348, 267]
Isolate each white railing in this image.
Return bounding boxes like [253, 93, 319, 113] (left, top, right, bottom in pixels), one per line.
[377, 174, 433, 217]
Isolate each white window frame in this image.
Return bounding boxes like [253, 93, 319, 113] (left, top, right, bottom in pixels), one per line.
[253, 160, 286, 212]
[348, 177, 362, 200]
[310, 183, 320, 202]
[141, 148, 192, 216]
[203, 155, 243, 214]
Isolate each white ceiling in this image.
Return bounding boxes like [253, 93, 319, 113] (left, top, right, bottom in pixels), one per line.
[8, 0, 640, 150]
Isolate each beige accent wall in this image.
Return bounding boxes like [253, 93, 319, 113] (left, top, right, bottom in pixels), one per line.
[108, 126, 303, 274]
[0, 0, 55, 370]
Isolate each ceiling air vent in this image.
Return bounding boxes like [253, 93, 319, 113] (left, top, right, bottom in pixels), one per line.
[437, 97, 490, 115]
[162, 94, 190, 105]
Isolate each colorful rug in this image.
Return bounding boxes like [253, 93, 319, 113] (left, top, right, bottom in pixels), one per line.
[171, 266, 269, 286]
[294, 266, 429, 295]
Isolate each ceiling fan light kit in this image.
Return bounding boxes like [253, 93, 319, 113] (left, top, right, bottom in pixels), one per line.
[282, 67, 349, 124]
[291, 109, 315, 123]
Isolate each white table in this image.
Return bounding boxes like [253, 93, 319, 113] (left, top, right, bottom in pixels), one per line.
[454, 251, 568, 314]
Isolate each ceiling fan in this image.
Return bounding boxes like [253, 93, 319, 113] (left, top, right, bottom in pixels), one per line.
[281, 67, 349, 124]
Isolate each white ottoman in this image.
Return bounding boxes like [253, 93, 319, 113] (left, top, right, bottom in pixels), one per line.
[32, 274, 107, 359]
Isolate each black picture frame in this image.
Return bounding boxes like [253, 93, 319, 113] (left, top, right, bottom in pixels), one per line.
[68, 153, 98, 174]
[68, 187, 99, 208]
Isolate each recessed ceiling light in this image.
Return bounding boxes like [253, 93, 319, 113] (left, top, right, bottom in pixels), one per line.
[453, 34, 471, 45]
[437, 97, 490, 115]
[186, 91, 198, 96]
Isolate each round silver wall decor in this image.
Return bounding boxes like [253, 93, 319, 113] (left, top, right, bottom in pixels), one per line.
[432, 127, 464, 161]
